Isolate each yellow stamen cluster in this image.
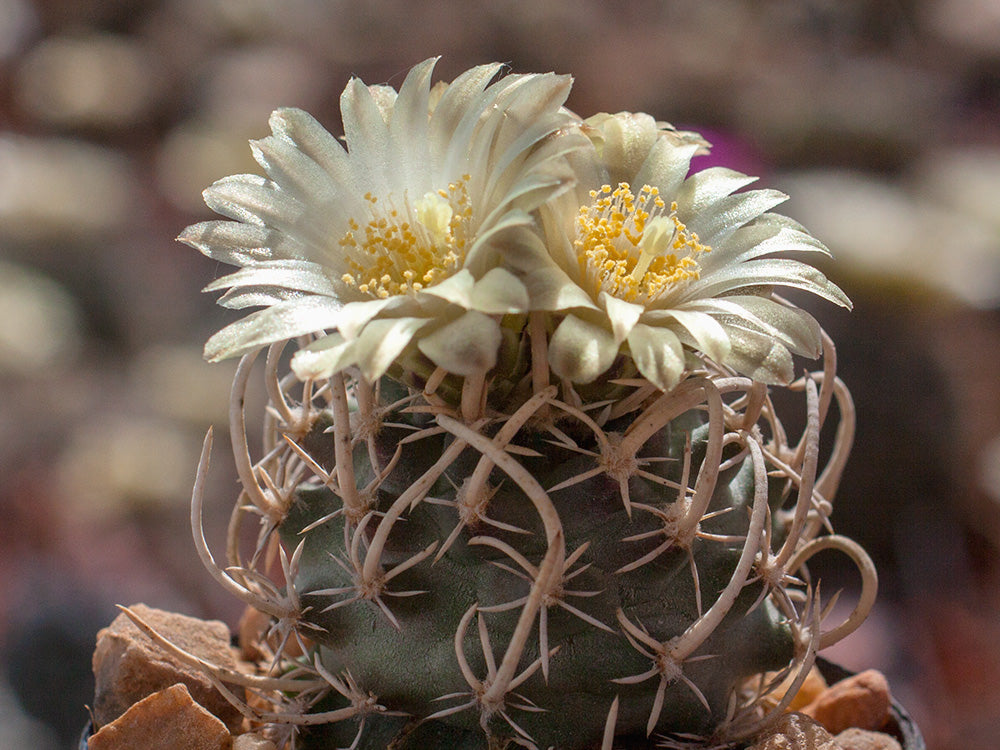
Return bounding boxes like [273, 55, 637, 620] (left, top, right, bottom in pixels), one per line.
[574, 183, 710, 304]
[338, 177, 474, 299]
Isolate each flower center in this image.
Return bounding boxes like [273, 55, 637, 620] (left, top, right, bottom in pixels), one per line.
[338, 176, 473, 298]
[574, 183, 710, 303]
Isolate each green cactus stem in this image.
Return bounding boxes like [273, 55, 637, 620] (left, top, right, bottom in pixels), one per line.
[164, 328, 876, 750]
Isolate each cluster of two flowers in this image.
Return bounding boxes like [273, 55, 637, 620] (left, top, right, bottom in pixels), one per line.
[181, 57, 848, 400]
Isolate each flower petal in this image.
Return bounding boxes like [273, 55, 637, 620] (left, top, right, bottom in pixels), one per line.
[385, 58, 438, 187]
[548, 314, 618, 383]
[421, 268, 475, 308]
[203, 261, 339, 298]
[250, 133, 339, 204]
[634, 136, 702, 198]
[340, 77, 391, 185]
[521, 265, 600, 312]
[600, 292, 643, 343]
[470, 268, 529, 314]
[337, 297, 405, 339]
[626, 324, 685, 392]
[721, 325, 794, 384]
[203, 296, 344, 361]
[586, 112, 662, 184]
[417, 310, 502, 375]
[433, 63, 504, 171]
[700, 219, 830, 273]
[291, 332, 358, 380]
[352, 317, 427, 382]
[707, 295, 823, 358]
[178, 220, 308, 266]
[673, 167, 758, 217]
[641, 308, 731, 362]
[202, 175, 305, 234]
[684, 258, 851, 308]
[465, 209, 537, 273]
[685, 188, 788, 247]
[267, 108, 355, 189]
[216, 287, 301, 310]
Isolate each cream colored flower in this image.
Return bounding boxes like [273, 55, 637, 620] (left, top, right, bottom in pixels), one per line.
[180, 58, 578, 381]
[516, 112, 851, 391]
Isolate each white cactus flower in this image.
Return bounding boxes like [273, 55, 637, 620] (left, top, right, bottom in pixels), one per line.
[180, 58, 579, 381]
[516, 112, 851, 391]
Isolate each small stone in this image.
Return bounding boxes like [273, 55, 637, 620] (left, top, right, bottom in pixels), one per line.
[747, 712, 839, 749]
[834, 727, 903, 750]
[0, 0, 36, 62]
[802, 670, 892, 735]
[15, 33, 161, 129]
[88, 683, 232, 750]
[0, 134, 134, 244]
[57, 416, 202, 519]
[789, 666, 829, 711]
[0, 261, 80, 376]
[233, 733, 278, 750]
[761, 665, 829, 712]
[92, 604, 244, 732]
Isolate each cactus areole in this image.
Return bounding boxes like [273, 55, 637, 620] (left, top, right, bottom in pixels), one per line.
[175, 59, 876, 749]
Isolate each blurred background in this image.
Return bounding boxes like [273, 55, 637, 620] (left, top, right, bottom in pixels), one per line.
[2, 0, 1000, 748]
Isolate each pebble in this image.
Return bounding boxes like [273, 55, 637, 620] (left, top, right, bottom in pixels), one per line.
[747, 712, 839, 749]
[0, 0, 37, 61]
[925, 0, 1000, 56]
[779, 169, 1000, 308]
[155, 119, 262, 212]
[195, 45, 324, 129]
[790, 667, 830, 711]
[761, 664, 829, 712]
[129, 344, 237, 426]
[834, 727, 903, 750]
[91, 604, 244, 733]
[0, 134, 133, 244]
[801, 670, 892, 735]
[57, 417, 201, 518]
[233, 733, 278, 750]
[0, 261, 80, 376]
[87, 683, 232, 750]
[15, 33, 161, 129]
[914, 145, 1000, 234]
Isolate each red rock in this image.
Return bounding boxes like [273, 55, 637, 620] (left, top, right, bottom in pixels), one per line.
[762, 664, 829, 712]
[802, 670, 892, 734]
[91, 603, 244, 732]
[789, 666, 829, 711]
[88, 683, 232, 750]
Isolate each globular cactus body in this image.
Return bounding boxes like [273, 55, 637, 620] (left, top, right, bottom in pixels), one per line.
[255, 369, 826, 749]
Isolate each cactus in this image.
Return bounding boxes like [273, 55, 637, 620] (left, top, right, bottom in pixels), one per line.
[156, 60, 877, 749]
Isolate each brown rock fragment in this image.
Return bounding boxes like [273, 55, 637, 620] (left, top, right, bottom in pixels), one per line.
[761, 665, 829, 712]
[788, 666, 829, 711]
[92, 603, 244, 732]
[747, 712, 839, 749]
[88, 683, 232, 750]
[834, 727, 903, 750]
[233, 733, 278, 750]
[803, 670, 892, 734]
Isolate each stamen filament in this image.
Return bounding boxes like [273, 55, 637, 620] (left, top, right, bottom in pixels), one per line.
[338, 176, 473, 299]
[575, 183, 710, 304]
